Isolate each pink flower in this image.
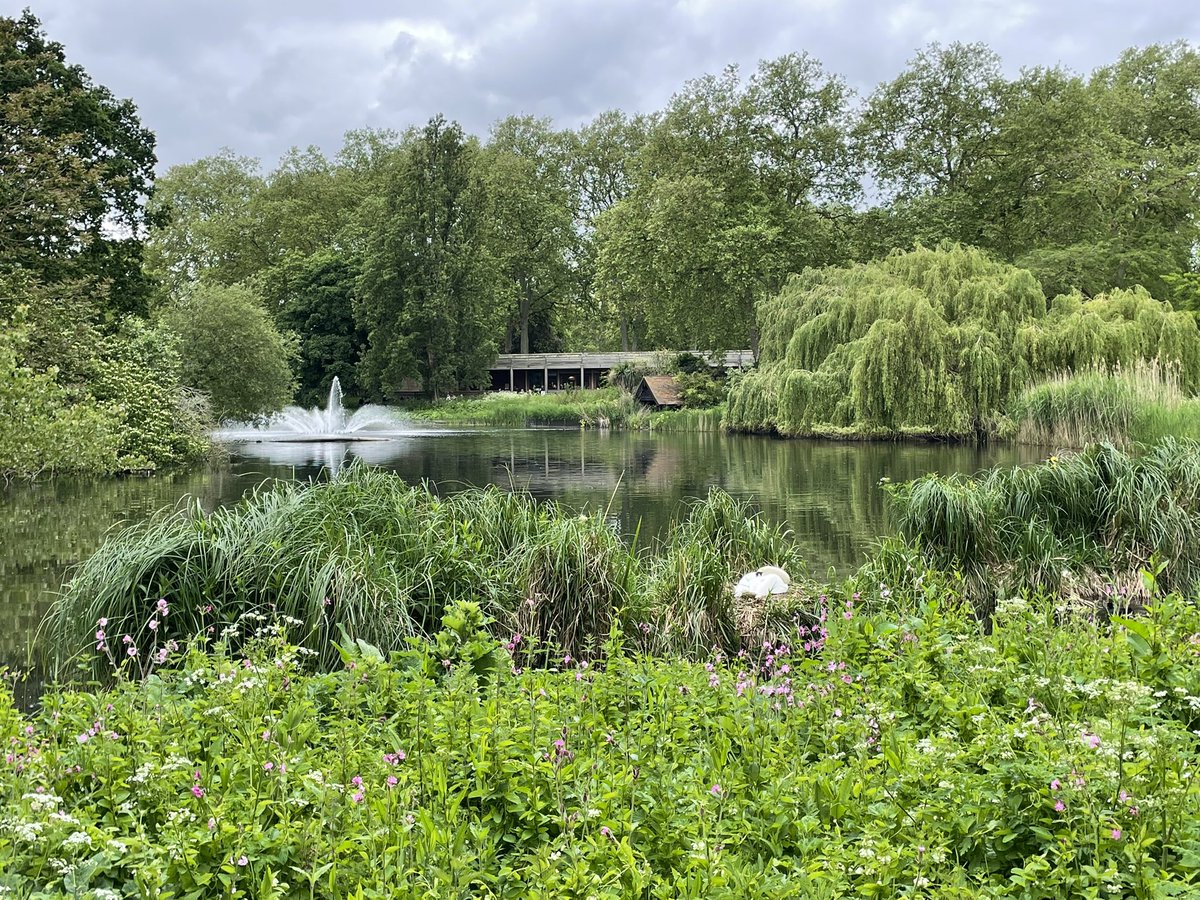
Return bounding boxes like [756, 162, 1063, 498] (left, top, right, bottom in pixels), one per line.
[97, 617, 108, 627]
[352, 791, 364, 803]
[1050, 779, 1061, 791]
[156, 598, 169, 617]
[387, 775, 398, 788]
[207, 817, 217, 830]
[1054, 800, 1065, 812]
[600, 825, 612, 839]
[710, 784, 723, 796]
[126, 646, 137, 658]
[1111, 828, 1122, 841]
[237, 855, 248, 867]
[192, 785, 205, 798]
[147, 618, 159, 631]
[261, 730, 271, 742]
[263, 762, 274, 772]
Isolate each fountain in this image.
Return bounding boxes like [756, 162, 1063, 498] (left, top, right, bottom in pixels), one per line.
[215, 377, 405, 443]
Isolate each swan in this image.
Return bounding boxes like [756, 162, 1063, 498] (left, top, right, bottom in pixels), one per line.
[733, 565, 791, 599]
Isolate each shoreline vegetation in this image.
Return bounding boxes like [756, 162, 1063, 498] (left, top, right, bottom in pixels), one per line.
[12, 445, 1200, 895]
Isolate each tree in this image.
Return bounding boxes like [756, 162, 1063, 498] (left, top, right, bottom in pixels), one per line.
[145, 151, 268, 295]
[161, 283, 296, 420]
[274, 251, 367, 406]
[857, 42, 1007, 202]
[482, 116, 579, 354]
[0, 10, 159, 317]
[357, 116, 501, 399]
[595, 55, 856, 351]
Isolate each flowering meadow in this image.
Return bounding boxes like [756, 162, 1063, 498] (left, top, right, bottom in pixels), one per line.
[5, 581, 1200, 898]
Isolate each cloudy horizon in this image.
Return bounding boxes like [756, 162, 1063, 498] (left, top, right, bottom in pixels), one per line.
[18, 0, 1200, 170]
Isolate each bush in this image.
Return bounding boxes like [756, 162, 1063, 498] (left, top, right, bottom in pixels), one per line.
[0, 315, 120, 478]
[162, 283, 296, 421]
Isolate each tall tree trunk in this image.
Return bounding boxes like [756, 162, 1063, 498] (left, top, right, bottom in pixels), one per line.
[619, 314, 629, 352]
[519, 276, 532, 354]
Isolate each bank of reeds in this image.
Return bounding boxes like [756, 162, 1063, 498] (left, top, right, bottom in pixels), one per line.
[45, 469, 799, 674]
[1010, 361, 1200, 448]
[886, 438, 1200, 609]
[647, 405, 726, 432]
[638, 488, 806, 654]
[406, 388, 639, 428]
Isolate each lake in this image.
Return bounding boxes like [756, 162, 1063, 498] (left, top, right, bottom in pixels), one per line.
[1, 427, 1043, 675]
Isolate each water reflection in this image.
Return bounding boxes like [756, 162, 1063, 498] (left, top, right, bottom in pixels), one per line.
[1, 430, 1043, 668]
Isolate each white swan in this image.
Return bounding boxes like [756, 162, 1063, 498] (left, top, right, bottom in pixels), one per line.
[733, 565, 791, 599]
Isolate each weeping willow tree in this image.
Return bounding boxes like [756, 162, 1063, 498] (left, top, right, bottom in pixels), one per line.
[726, 244, 1200, 439]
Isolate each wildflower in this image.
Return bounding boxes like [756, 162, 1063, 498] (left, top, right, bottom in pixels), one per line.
[710, 784, 723, 796]
[387, 775, 398, 788]
[237, 855, 248, 866]
[207, 817, 217, 830]
[1111, 828, 1122, 841]
[351, 775, 363, 787]
[263, 762, 274, 772]
[600, 825, 613, 839]
[156, 598, 169, 616]
[352, 791, 364, 803]
[192, 786, 205, 798]
[261, 730, 271, 742]
[1055, 800, 1065, 812]
[147, 618, 159, 632]
[1050, 779, 1061, 791]
[126, 647, 137, 658]
[97, 617, 107, 627]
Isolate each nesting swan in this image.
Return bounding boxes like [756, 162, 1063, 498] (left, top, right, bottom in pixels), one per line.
[733, 565, 791, 599]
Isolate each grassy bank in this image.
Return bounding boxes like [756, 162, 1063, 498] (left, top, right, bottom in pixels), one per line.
[45, 470, 803, 674]
[406, 389, 728, 432]
[405, 389, 646, 428]
[9, 583, 1200, 896]
[886, 437, 1200, 608]
[1010, 362, 1200, 448]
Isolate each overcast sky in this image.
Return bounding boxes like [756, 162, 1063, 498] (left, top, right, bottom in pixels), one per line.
[17, 0, 1200, 171]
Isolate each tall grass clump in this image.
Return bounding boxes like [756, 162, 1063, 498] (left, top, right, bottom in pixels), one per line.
[639, 488, 805, 654]
[45, 467, 642, 673]
[886, 438, 1200, 608]
[1011, 360, 1200, 447]
[48, 469, 817, 673]
[407, 388, 637, 428]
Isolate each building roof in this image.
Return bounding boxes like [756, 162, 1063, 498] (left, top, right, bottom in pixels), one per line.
[638, 375, 684, 407]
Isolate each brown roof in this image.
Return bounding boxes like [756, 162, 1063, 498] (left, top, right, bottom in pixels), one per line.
[638, 375, 684, 407]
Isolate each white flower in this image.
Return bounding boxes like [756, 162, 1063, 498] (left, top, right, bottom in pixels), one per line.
[63, 830, 93, 848]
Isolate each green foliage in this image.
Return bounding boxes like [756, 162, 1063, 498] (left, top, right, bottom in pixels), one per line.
[161, 283, 296, 421]
[357, 116, 502, 400]
[87, 318, 212, 471]
[271, 251, 367, 407]
[1010, 360, 1200, 448]
[674, 371, 726, 408]
[0, 314, 120, 478]
[886, 438, 1200, 607]
[0, 11, 159, 318]
[727, 245, 1200, 439]
[14, 582, 1200, 895]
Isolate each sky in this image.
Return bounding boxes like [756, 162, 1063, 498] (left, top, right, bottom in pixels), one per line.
[16, 0, 1200, 171]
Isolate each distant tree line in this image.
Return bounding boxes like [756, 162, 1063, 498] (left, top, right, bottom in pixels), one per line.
[4, 7, 1200, 475]
[145, 40, 1200, 403]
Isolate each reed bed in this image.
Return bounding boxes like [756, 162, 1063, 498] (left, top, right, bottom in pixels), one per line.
[45, 469, 801, 674]
[1010, 360, 1200, 448]
[886, 438, 1200, 608]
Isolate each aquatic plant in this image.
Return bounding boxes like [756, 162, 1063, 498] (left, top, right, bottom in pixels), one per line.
[1010, 360, 1200, 448]
[886, 438, 1200, 607]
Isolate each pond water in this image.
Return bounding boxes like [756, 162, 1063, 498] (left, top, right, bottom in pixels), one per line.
[1, 427, 1043, 676]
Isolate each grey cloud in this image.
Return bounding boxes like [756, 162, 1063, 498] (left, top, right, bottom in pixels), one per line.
[16, 0, 1200, 169]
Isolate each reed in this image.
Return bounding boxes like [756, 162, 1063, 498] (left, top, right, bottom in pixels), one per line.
[1009, 359, 1200, 448]
[46, 469, 812, 672]
[885, 438, 1200, 608]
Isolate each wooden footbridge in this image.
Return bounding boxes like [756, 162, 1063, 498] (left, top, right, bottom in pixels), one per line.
[489, 350, 755, 391]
